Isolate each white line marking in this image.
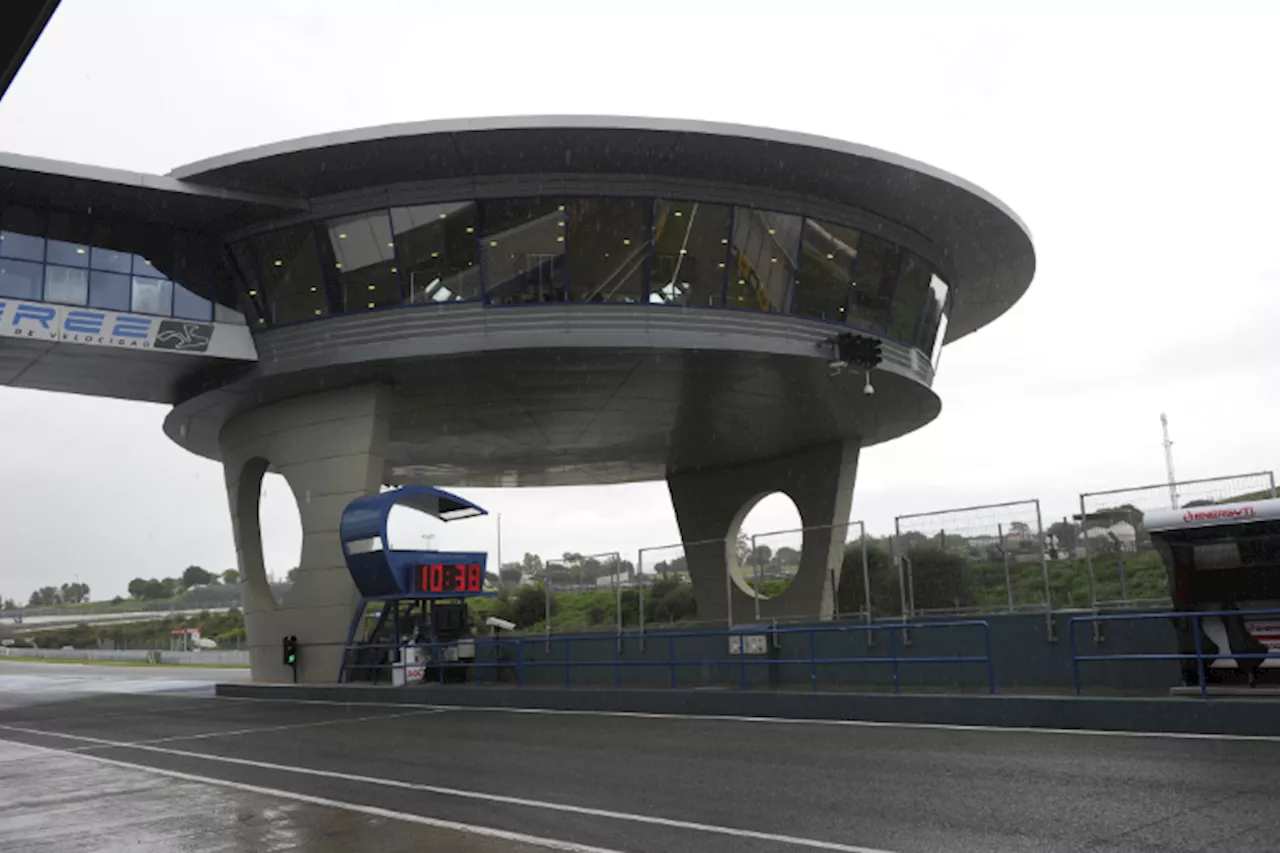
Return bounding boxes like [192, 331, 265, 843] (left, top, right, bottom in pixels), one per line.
[0, 724, 898, 853]
[213, 694, 1280, 743]
[133, 708, 443, 745]
[0, 737, 620, 853]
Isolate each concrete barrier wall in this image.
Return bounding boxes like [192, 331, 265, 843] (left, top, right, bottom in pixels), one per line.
[0, 647, 250, 666]
[216, 682, 1280, 737]
[464, 612, 1180, 693]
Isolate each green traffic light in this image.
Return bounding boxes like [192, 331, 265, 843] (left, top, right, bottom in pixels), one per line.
[288, 654, 296, 664]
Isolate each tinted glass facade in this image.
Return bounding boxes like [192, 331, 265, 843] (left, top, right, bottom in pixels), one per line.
[0, 202, 244, 324]
[0, 195, 950, 360]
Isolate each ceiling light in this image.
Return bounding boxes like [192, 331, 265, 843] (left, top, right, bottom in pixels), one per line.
[338, 233, 347, 239]
[718, 262, 725, 268]
[826, 253, 835, 260]
[143, 259, 153, 266]
[274, 259, 283, 266]
[721, 238, 728, 245]
[674, 211, 683, 217]
[390, 267, 397, 273]
[489, 241, 498, 247]
[771, 257, 778, 263]
[556, 236, 564, 242]
[76, 247, 86, 254]
[248, 289, 257, 296]
[257, 317, 265, 324]
[310, 286, 317, 292]
[431, 251, 439, 258]
[558, 205, 565, 212]
[768, 228, 776, 235]
[679, 249, 687, 255]
[738, 279, 745, 285]
[314, 309, 322, 315]
[335, 263, 343, 269]
[367, 284, 376, 291]
[439, 213, 447, 219]
[368, 303, 375, 309]
[558, 221, 565, 227]
[387, 242, 394, 248]
[623, 238, 631, 246]
[465, 226, 474, 233]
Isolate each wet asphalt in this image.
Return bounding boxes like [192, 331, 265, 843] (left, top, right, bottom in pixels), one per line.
[0, 660, 1279, 852]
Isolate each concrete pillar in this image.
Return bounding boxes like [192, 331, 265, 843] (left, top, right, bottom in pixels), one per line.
[220, 384, 391, 683]
[667, 440, 860, 623]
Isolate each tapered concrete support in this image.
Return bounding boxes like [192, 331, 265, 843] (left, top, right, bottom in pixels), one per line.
[220, 385, 391, 683]
[667, 440, 860, 623]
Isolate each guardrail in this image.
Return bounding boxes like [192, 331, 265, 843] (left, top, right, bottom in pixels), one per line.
[340, 619, 995, 695]
[1069, 608, 1280, 697]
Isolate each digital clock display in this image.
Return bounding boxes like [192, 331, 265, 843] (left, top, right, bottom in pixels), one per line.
[415, 563, 485, 594]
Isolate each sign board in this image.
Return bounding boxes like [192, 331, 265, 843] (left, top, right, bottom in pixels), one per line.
[1146, 499, 1280, 532]
[0, 297, 258, 361]
[728, 634, 769, 655]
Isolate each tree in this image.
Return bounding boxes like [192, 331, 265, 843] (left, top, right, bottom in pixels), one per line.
[520, 553, 543, 577]
[182, 566, 215, 588]
[499, 566, 523, 586]
[286, 567, 300, 583]
[127, 578, 149, 599]
[750, 544, 773, 567]
[1047, 521, 1078, 553]
[221, 569, 241, 585]
[58, 582, 89, 604]
[1, 598, 16, 610]
[511, 584, 552, 627]
[906, 548, 972, 611]
[773, 546, 801, 568]
[28, 586, 60, 607]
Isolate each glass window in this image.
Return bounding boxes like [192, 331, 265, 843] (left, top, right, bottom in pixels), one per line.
[43, 265, 87, 305]
[132, 276, 173, 315]
[649, 200, 731, 307]
[0, 205, 45, 262]
[89, 270, 131, 311]
[917, 274, 951, 366]
[46, 211, 91, 268]
[564, 198, 649, 303]
[480, 198, 565, 304]
[846, 233, 897, 334]
[725, 208, 801, 313]
[795, 219, 860, 323]
[391, 202, 480, 304]
[323, 211, 399, 312]
[889, 251, 932, 344]
[173, 283, 214, 321]
[0, 259, 43, 300]
[172, 232, 219, 321]
[246, 224, 329, 324]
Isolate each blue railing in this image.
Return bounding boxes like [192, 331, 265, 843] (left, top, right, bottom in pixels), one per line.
[340, 619, 995, 695]
[1069, 608, 1280, 697]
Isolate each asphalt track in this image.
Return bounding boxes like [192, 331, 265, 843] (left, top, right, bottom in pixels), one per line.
[0, 661, 1278, 852]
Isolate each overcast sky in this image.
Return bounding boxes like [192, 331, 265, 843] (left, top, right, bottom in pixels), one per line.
[2, 0, 1278, 601]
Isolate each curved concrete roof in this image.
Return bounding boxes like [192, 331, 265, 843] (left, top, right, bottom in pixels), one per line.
[171, 116, 1036, 343]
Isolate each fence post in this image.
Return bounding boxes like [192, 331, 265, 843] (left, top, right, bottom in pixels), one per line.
[889, 628, 901, 694]
[615, 555, 622, 656]
[1035, 499, 1055, 641]
[1271, 471, 1277, 499]
[638, 564, 646, 650]
[998, 522, 1013, 612]
[668, 634, 677, 689]
[1080, 494, 1101, 644]
[545, 581, 552, 653]
[1193, 614, 1207, 698]
[725, 541, 735, 629]
[751, 534, 762, 622]
[1069, 620, 1080, 695]
[809, 629, 819, 691]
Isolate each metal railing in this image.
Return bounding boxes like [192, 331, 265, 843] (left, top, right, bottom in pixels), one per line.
[340, 619, 995, 695]
[1068, 608, 1280, 697]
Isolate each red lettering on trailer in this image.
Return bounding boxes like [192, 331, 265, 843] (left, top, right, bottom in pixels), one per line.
[1182, 506, 1256, 522]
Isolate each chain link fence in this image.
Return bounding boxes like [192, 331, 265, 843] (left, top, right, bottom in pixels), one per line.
[1078, 471, 1276, 610]
[893, 500, 1052, 635]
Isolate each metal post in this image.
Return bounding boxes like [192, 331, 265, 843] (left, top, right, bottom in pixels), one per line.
[998, 522, 1013, 612]
[544, 581, 552, 653]
[1069, 620, 1080, 695]
[829, 568, 839, 622]
[1193, 614, 1207, 699]
[495, 513, 502, 581]
[724, 544, 735, 629]
[860, 523, 872, 627]
[1270, 471, 1277, 499]
[1117, 545, 1128, 602]
[1080, 494, 1100, 643]
[751, 534, 762, 622]
[638, 563, 646, 650]
[1035, 500, 1055, 641]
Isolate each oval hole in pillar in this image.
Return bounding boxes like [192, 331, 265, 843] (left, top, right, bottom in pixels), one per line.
[735, 492, 803, 600]
[259, 468, 302, 593]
